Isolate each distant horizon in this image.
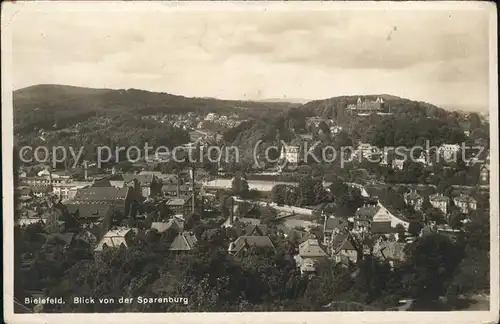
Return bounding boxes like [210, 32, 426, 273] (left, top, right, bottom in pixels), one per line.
[11, 7, 491, 112]
[13, 83, 489, 113]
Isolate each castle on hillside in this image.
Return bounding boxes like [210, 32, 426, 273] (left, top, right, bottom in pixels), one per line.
[347, 97, 385, 113]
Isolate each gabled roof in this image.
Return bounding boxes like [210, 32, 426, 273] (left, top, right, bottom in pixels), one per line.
[299, 239, 328, 258]
[278, 225, 315, 243]
[74, 186, 129, 202]
[166, 196, 191, 206]
[324, 217, 348, 232]
[244, 224, 269, 236]
[235, 217, 261, 226]
[404, 190, 422, 201]
[453, 194, 477, 204]
[374, 241, 407, 262]
[371, 221, 393, 234]
[151, 219, 183, 233]
[94, 228, 132, 252]
[372, 206, 392, 222]
[169, 232, 198, 251]
[355, 205, 380, 219]
[429, 193, 450, 202]
[41, 232, 74, 245]
[229, 236, 275, 255]
[65, 203, 112, 220]
[330, 233, 359, 253]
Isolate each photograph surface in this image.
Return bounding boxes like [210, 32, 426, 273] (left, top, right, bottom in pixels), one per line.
[2, 1, 498, 323]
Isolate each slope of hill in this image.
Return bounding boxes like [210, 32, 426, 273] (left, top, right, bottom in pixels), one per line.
[222, 94, 475, 162]
[13, 84, 297, 134]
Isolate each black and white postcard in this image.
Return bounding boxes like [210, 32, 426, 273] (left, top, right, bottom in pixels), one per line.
[2, 1, 498, 324]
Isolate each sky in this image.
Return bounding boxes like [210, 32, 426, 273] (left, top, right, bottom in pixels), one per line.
[9, 3, 493, 111]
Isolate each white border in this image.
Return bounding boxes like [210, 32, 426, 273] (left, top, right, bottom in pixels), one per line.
[2, 2, 498, 324]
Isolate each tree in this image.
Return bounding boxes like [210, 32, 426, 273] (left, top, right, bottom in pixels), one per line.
[469, 113, 481, 131]
[404, 234, 463, 301]
[408, 221, 423, 237]
[426, 207, 446, 225]
[395, 224, 406, 242]
[328, 176, 349, 197]
[318, 121, 331, 135]
[271, 185, 287, 205]
[448, 208, 465, 229]
[231, 176, 250, 198]
[184, 212, 201, 231]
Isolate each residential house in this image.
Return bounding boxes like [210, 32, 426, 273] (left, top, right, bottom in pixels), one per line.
[294, 239, 328, 274]
[228, 236, 275, 256]
[330, 126, 343, 134]
[392, 159, 406, 171]
[370, 207, 394, 236]
[76, 226, 102, 248]
[353, 205, 378, 234]
[429, 193, 450, 215]
[94, 228, 134, 252]
[280, 144, 301, 164]
[244, 224, 269, 236]
[165, 196, 194, 217]
[277, 225, 315, 243]
[373, 240, 407, 268]
[323, 217, 349, 245]
[479, 165, 489, 185]
[328, 231, 361, 265]
[437, 144, 460, 161]
[41, 232, 75, 251]
[404, 190, 423, 211]
[65, 204, 114, 233]
[356, 142, 381, 160]
[150, 218, 184, 233]
[169, 232, 198, 251]
[376, 202, 410, 230]
[453, 194, 477, 214]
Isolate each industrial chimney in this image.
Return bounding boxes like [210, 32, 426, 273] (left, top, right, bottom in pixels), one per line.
[229, 196, 234, 225]
[190, 166, 196, 214]
[84, 160, 88, 180]
[176, 176, 181, 198]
